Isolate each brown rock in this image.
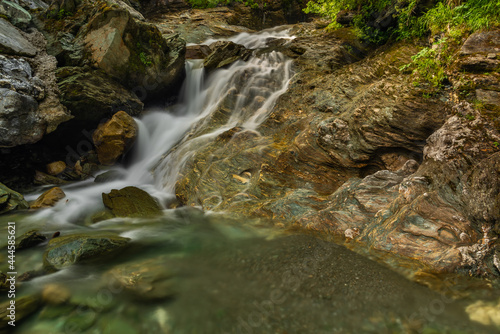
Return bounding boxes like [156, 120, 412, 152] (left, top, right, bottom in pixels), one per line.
[41, 283, 71, 305]
[92, 111, 138, 166]
[46, 161, 67, 176]
[186, 44, 211, 59]
[31, 187, 66, 209]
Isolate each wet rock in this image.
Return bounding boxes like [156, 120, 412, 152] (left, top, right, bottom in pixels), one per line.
[0, 182, 29, 214]
[43, 232, 130, 271]
[204, 41, 252, 71]
[0, 295, 41, 329]
[94, 169, 125, 183]
[186, 44, 211, 59]
[102, 186, 162, 218]
[16, 230, 47, 249]
[41, 283, 71, 305]
[0, 55, 44, 98]
[46, 161, 67, 176]
[92, 111, 138, 166]
[56, 66, 143, 127]
[0, 17, 37, 56]
[34, 170, 69, 186]
[105, 256, 176, 301]
[31, 187, 66, 209]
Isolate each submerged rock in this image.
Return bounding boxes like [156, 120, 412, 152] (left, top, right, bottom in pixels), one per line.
[0, 295, 41, 329]
[31, 187, 66, 209]
[105, 256, 176, 301]
[102, 186, 162, 218]
[92, 111, 138, 166]
[0, 182, 29, 214]
[43, 232, 130, 271]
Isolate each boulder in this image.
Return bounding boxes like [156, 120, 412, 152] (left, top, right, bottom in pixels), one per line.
[203, 41, 252, 71]
[0, 182, 29, 214]
[0, 55, 44, 99]
[82, 8, 186, 100]
[0, 18, 37, 56]
[56, 66, 143, 126]
[0, 295, 41, 329]
[92, 111, 138, 166]
[186, 44, 211, 59]
[31, 187, 66, 209]
[0, 88, 44, 147]
[46, 161, 67, 175]
[0, 0, 32, 27]
[16, 230, 47, 249]
[43, 232, 130, 271]
[102, 186, 162, 218]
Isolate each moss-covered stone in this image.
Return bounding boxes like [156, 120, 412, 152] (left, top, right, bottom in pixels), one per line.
[0, 182, 29, 214]
[102, 186, 162, 218]
[43, 232, 130, 271]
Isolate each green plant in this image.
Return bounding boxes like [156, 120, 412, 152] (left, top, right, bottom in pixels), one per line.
[493, 141, 499, 148]
[139, 52, 152, 67]
[465, 113, 475, 121]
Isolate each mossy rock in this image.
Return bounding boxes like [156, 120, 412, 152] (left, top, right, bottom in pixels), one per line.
[43, 232, 130, 271]
[0, 182, 29, 214]
[102, 186, 162, 218]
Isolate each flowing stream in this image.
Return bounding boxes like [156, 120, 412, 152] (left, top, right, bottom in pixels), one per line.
[1, 27, 498, 334]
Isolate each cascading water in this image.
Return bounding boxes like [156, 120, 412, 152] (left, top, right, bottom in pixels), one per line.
[26, 27, 294, 225]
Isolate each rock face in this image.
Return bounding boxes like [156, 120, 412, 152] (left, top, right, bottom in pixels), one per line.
[43, 232, 130, 271]
[0, 182, 29, 214]
[0, 18, 37, 56]
[102, 186, 162, 218]
[92, 111, 139, 165]
[31, 187, 66, 209]
[170, 25, 500, 275]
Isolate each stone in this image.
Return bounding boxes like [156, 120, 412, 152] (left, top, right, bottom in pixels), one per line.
[46, 161, 67, 175]
[0, 88, 44, 147]
[92, 111, 138, 166]
[34, 170, 69, 186]
[94, 169, 125, 183]
[82, 8, 186, 100]
[18, 0, 49, 10]
[460, 30, 500, 56]
[0, 295, 41, 329]
[31, 187, 66, 209]
[204, 41, 252, 71]
[186, 44, 211, 59]
[56, 66, 143, 127]
[16, 230, 47, 249]
[0, 182, 29, 214]
[41, 283, 71, 305]
[102, 186, 162, 218]
[105, 256, 176, 301]
[0, 0, 32, 27]
[0, 55, 44, 99]
[43, 232, 130, 271]
[0, 18, 37, 56]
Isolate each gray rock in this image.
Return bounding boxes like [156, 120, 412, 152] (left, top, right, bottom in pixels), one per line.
[19, 0, 49, 10]
[0, 18, 36, 56]
[0, 0, 32, 27]
[0, 55, 44, 99]
[204, 41, 252, 71]
[0, 88, 45, 147]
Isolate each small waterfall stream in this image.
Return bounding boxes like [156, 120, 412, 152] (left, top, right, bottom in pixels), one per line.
[27, 27, 294, 225]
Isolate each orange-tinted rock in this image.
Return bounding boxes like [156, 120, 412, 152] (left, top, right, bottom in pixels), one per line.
[31, 187, 66, 209]
[46, 161, 66, 176]
[92, 111, 138, 166]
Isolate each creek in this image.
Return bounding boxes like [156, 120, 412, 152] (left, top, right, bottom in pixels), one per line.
[0, 27, 498, 334]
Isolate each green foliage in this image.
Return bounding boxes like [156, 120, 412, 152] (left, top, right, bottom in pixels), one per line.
[139, 52, 152, 67]
[186, 0, 270, 9]
[56, 9, 72, 20]
[303, 0, 500, 43]
[494, 142, 500, 148]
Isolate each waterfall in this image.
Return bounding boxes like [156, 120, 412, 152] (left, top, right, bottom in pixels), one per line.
[28, 27, 295, 225]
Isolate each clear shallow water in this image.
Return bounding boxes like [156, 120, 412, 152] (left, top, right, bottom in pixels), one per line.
[1, 27, 500, 333]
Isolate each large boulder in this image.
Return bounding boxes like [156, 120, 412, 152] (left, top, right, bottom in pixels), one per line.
[56, 66, 143, 126]
[102, 186, 162, 218]
[0, 182, 29, 214]
[82, 8, 185, 100]
[43, 232, 130, 271]
[0, 18, 37, 56]
[92, 111, 138, 165]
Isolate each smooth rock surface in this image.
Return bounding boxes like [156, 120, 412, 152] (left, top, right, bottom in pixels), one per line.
[0, 17, 37, 56]
[102, 186, 162, 218]
[31, 186, 66, 209]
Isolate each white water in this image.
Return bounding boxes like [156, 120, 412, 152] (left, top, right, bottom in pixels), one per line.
[27, 28, 294, 225]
